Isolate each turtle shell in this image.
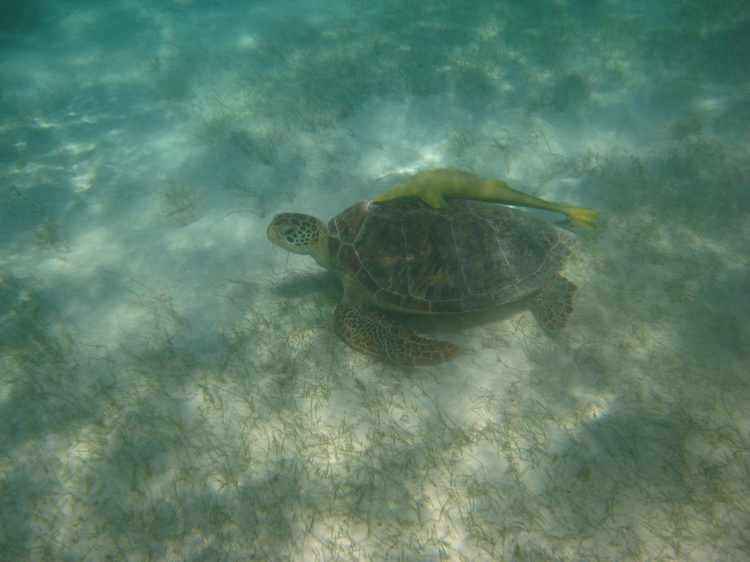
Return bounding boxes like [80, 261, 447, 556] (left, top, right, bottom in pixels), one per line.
[328, 200, 577, 314]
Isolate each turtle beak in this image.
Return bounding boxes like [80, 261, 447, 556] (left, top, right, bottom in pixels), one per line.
[267, 217, 292, 251]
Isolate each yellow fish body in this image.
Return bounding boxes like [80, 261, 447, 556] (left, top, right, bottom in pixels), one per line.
[372, 168, 599, 227]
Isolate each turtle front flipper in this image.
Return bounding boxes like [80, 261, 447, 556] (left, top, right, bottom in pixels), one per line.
[530, 274, 577, 331]
[334, 303, 458, 365]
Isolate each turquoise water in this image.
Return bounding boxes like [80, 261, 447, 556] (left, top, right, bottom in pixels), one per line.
[1, 1, 748, 559]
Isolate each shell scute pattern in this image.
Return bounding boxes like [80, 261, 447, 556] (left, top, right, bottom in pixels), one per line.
[328, 200, 575, 314]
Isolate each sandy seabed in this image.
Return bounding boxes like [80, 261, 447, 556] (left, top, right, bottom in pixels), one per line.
[1, 1, 749, 560]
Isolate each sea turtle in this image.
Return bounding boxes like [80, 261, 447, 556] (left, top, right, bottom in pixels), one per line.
[373, 168, 599, 227]
[267, 199, 578, 365]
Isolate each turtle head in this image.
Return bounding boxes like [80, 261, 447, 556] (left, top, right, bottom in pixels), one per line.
[267, 213, 330, 267]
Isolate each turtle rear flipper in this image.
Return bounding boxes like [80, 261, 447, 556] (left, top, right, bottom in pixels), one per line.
[334, 303, 458, 365]
[531, 274, 576, 331]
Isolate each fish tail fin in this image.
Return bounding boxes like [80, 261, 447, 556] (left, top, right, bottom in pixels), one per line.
[564, 206, 599, 228]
